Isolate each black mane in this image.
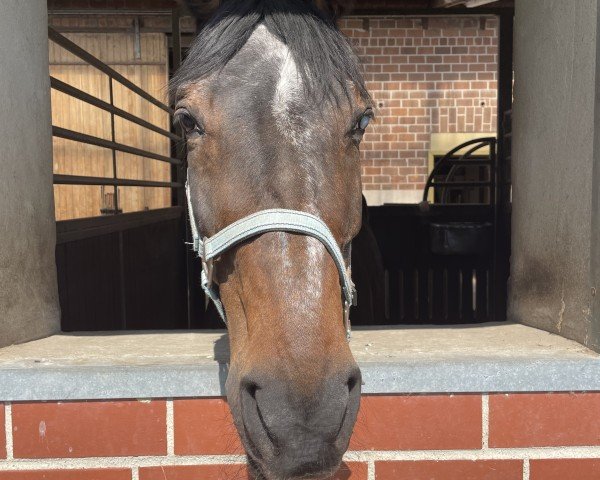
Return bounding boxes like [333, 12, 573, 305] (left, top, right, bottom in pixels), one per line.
[171, 0, 370, 104]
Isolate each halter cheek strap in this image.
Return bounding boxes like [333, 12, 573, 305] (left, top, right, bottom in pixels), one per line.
[186, 181, 357, 340]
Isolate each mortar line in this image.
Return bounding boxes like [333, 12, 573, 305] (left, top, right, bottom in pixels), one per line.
[131, 466, 139, 480]
[482, 394, 489, 449]
[5, 403, 13, 460]
[343, 446, 600, 461]
[166, 399, 175, 456]
[523, 458, 530, 480]
[1, 447, 600, 470]
[367, 459, 376, 480]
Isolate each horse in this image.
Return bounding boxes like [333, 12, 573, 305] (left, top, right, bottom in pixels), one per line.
[172, 1, 373, 478]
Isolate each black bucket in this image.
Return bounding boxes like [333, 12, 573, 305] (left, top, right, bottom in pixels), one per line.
[429, 222, 493, 256]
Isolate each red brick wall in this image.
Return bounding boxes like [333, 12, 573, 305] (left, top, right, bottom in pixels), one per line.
[2, 393, 600, 479]
[339, 16, 498, 196]
[47, 0, 178, 9]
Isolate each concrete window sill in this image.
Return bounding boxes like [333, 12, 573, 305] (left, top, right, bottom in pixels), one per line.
[0, 323, 599, 401]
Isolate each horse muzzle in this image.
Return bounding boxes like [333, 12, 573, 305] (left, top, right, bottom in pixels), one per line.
[235, 364, 362, 480]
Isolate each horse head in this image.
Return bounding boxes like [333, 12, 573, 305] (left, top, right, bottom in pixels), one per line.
[172, 2, 372, 478]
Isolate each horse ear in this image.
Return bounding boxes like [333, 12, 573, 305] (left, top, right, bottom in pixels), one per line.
[312, 0, 356, 20]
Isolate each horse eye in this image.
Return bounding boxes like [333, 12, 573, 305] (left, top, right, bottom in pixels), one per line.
[179, 113, 197, 133]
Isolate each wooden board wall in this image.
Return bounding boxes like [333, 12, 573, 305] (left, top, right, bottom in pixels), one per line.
[50, 32, 172, 221]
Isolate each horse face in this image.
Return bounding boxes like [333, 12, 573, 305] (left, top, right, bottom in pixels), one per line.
[174, 7, 372, 479]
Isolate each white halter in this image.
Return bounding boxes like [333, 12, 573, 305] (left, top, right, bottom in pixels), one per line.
[186, 182, 356, 339]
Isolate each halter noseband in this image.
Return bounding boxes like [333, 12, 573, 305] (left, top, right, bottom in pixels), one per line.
[186, 182, 357, 340]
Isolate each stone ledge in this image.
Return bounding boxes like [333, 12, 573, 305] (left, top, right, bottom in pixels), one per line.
[0, 323, 599, 401]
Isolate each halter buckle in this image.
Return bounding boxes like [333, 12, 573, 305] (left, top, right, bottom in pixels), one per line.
[344, 300, 352, 341]
[201, 246, 214, 288]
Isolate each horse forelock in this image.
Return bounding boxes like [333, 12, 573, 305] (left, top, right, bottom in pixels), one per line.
[171, 0, 370, 106]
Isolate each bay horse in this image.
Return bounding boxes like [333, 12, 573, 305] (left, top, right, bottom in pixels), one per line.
[172, 1, 373, 478]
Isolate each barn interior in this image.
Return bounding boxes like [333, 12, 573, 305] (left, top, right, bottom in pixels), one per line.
[44, 0, 515, 336]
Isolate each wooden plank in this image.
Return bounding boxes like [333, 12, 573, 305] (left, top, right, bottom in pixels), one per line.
[475, 267, 489, 321]
[58, 232, 123, 331]
[432, 267, 445, 322]
[403, 268, 417, 323]
[388, 269, 401, 322]
[50, 32, 173, 220]
[122, 218, 188, 329]
[56, 207, 183, 243]
[446, 266, 461, 323]
[461, 267, 475, 323]
[418, 267, 430, 322]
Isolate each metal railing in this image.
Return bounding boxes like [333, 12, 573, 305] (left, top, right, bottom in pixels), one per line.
[48, 27, 183, 216]
[422, 137, 497, 205]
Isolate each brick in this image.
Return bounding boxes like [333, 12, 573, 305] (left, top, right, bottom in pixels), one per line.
[0, 404, 5, 459]
[375, 460, 522, 480]
[530, 459, 600, 480]
[174, 398, 243, 455]
[349, 395, 482, 451]
[12, 400, 166, 458]
[140, 465, 250, 480]
[140, 463, 367, 480]
[489, 393, 600, 447]
[0, 469, 131, 480]
[349, 16, 498, 191]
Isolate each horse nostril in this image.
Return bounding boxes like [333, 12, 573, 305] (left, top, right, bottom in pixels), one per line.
[240, 377, 281, 457]
[346, 367, 362, 394]
[243, 380, 258, 399]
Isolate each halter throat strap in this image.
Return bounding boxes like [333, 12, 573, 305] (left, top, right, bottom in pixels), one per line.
[186, 182, 356, 339]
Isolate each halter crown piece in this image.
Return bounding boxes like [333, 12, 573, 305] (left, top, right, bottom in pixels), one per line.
[186, 181, 357, 340]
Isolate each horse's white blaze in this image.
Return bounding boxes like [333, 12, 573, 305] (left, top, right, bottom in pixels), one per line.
[248, 25, 307, 145]
[245, 26, 326, 305]
[274, 53, 309, 146]
[274, 56, 308, 143]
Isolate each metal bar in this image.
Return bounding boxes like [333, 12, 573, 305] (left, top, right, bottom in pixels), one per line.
[171, 8, 185, 208]
[422, 137, 495, 202]
[52, 126, 182, 165]
[48, 27, 173, 115]
[54, 174, 182, 189]
[133, 17, 141, 60]
[171, 6, 194, 329]
[493, 11, 514, 323]
[431, 181, 492, 187]
[441, 141, 494, 202]
[108, 78, 119, 214]
[445, 159, 492, 165]
[51, 77, 180, 141]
